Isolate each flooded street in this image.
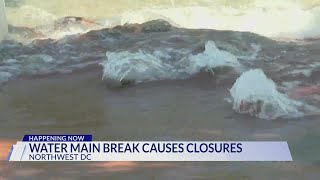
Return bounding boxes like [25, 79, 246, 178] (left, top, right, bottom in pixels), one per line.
[1, 0, 320, 179]
[0, 65, 320, 179]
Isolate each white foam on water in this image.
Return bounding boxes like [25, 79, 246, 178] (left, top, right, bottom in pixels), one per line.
[120, 2, 320, 39]
[230, 69, 316, 120]
[101, 41, 241, 84]
[188, 41, 241, 74]
[6, 5, 107, 41]
[5, 0, 320, 40]
[102, 50, 176, 84]
[0, 54, 64, 81]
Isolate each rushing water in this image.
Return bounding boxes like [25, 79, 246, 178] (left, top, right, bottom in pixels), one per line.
[4, 0, 320, 39]
[1, 0, 320, 179]
[1, 66, 320, 179]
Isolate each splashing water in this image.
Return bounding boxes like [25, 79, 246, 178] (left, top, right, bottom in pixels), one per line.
[101, 41, 241, 85]
[188, 41, 241, 74]
[230, 69, 318, 120]
[4, 0, 320, 40]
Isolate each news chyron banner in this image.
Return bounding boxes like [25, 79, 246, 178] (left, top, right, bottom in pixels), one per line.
[8, 135, 292, 161]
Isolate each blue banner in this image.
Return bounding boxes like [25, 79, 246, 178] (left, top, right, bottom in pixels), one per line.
[8, 141, 293, 161]
[22, 135, 92, 142]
